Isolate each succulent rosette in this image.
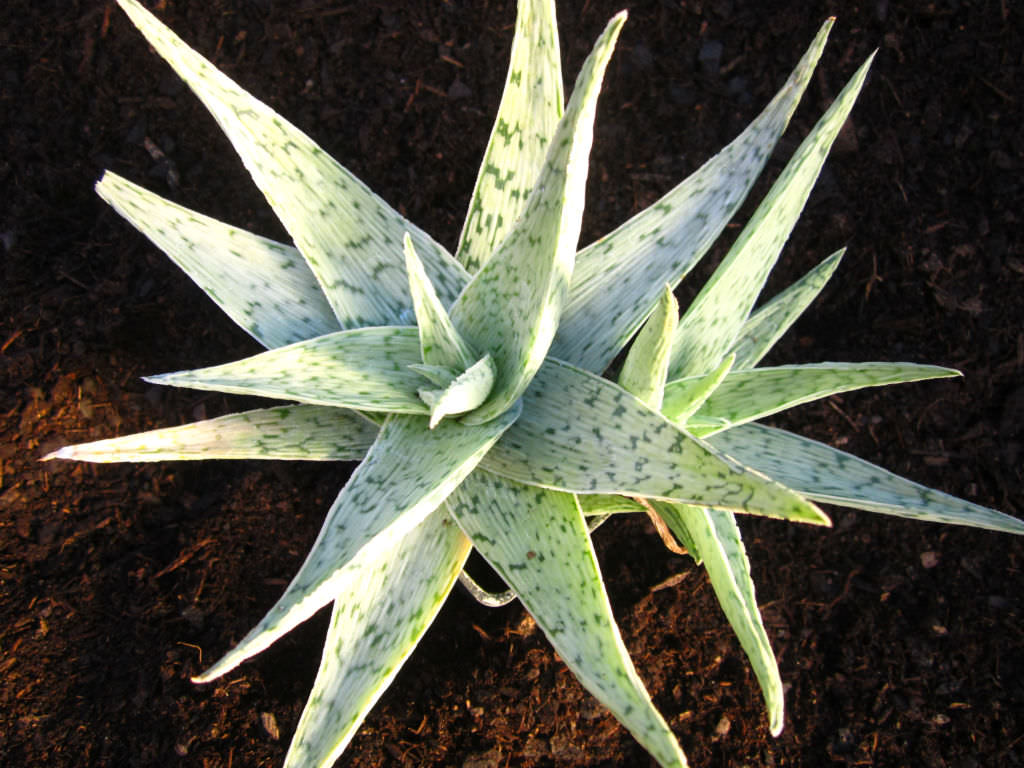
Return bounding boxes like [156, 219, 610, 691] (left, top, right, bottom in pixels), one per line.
[48, 1, 1023, 766]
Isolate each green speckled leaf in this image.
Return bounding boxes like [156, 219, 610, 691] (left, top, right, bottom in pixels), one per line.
[483, 359, 828, 524]
[668, 57, 874, 380]
[452, 14, 625, 424]
[195, 409, 518, 683]
[618, 285, 678, 410]
[552, 20, 833, 374]
[677, 362, 958, 437]
[407, 364, 458, 388]
[615, 290, 782, 734]
[579, 494, 647, 517]
[284, 507, 471, 768]
[661, 353, 735, 425]
[145, 327, 427, 415]
[404, 233, 476, 369]
[456, 0, 564, 273]
[655, 502, 784, 736]
[117, 0, 469, 329]
[43, 405, 376, 463]
[447, 472, 688, 768]
[96, 172, 338, 350]
[728, 249, 843, 369]
[709, 423, 1024, 534]
[419, 354, 497, 428]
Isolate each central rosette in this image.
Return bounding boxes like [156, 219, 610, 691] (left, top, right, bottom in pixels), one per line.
[402, 234, 498, 428]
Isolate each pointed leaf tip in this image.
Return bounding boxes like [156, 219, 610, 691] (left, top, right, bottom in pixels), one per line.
[453, 12, 626, 423]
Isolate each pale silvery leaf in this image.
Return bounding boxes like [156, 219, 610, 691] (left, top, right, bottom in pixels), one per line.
[284, 507, 471, 768]
[710, 423, 1024, 534]
[615, 293, 781, 736]
[195, 408, 518, 683]
[419, 354, 498, 428]
[145, 327, 428, 415]
[655, 502, 785, 736]
[552, 19, 834, 374]
[482, 359, 829, 525]
[668, 55, 875, 380]
[456, 0, 564, 273]
[677, 362, 959, 437]
[579, 494, 648, 517]
[43, 405, 376, 463]
[116, 0, 470, 329]
[407, 364, 458, 388]
[728, 249, 844, 369]
[661, 353, 736, 425]
[96, 172, 339, 349]
[447, 473, 688, 768]
[404, 233, 477, 370]
[617, 285, 678, 410]
[452, 14, 626, 424]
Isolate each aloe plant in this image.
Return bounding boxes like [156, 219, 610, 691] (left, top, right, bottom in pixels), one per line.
[47, 1, 1024, 766]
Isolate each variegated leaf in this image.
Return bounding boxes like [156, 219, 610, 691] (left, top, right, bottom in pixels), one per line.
[145, 327, 427, 415]
[97, 172, 338, 350]
[419, 354, 497, 428]
[43, 405, 377, 463]
[456, 0, 564, 273]
[404, 233, 476, 369]
[728, 249, 844, 369]
[552, 20, 833, 374]
[676, 362, 958, 437]
[452, 14, 626, 424]
[408, 364, 457, 387]
[195, 408, 518, 682]
[614, 290, 782, 733]
[618, 285, 678, 410]
[483, 359, 828, 525]
[655, 502, 784, 736]
[447, 472, 688, 768]
[661, 353, 735, 425]
[284, 507, 471, 768]
[668, 55, 874, 380]
[579, 494, 647, 517]
[117, 0, 470, 330]
[709, 423, 1024, 534]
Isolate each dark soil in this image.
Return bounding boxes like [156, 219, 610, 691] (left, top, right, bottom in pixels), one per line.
[3, 1, 1023, 766]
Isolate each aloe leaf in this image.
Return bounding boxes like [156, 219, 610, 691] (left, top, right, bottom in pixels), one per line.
[145, 327, 427, 415]
[404, 233, 476, 369]
[195, 409, 518, 682]
[618, 285, 678, 410]
[613, 290, 782, 732]
[447, 472, 688, 768]
[116, 0, 470, 330]
[457, 569, 517, 608]
[43, 405, 377, 463]
[456, 0, 564, 273]
[407, 364, 458, 388]
[661, 353, 736, 424]
[676, 362, 959, 437]
[709, 423, 1024, 534]
[96, 172, 338, 350]
[420, 354, 497, 428]
[483, 359, 828, 525]
[729, 249, 844, 369]
[579, 494, 647, 517]
[452, 14, 626, 424]
[668, 55, 874, 380]
[552, 20, 833, 374]
[656, 502, 784, 735]
[284, 506, 472, 768]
